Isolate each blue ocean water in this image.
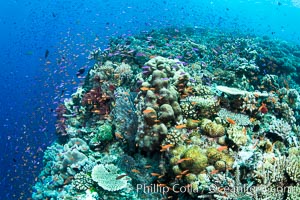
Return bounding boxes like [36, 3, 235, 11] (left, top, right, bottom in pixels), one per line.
[0, 0, 300, 199]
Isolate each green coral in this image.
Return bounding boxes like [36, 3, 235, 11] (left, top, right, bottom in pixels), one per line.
[206, 147, 234, 171]
[201, 119, 225, 138]
[206, 147, 223, 164]
[97, 123, 113, 142]
[186, 118, 200, 129]
[179, 146, 208, 174]
[227, 125, 248, 147]
[89, 123, 113, 148]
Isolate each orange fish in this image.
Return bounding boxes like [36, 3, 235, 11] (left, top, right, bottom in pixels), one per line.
[140, 87, 149, 91]
[250, 117, 256, 123]
[143, 109, 154, 114]
[180, 169, 189, 175]
[175, 124, 186, 129]
[160, 144, 174, 152]
[252, 139, 259, 149]
[151, 173, 161, 177]
[158, 174, 165, 179]
[253, 93, 260, 98]
[210, 169, 219, 175]
[115, 133, 123, 139]
[91, 109, 102, 114]
[176, 157, 192, 164]
[242, 127, 247, 135]
[144, 165, 152, 169]
[176, 174, 182, 179]
[131, 169, 141, 174]
[184, 139, 192, 144]
[217, 146, 228, 152]
[181, 94, 188, 98]
[226, 117, 236, 125]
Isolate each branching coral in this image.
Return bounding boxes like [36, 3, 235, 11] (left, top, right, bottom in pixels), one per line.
[217, 108, 251, 126]
[73, 172, 93, 191]
[114, 62, 133, 85]
[227, 125, 248, 147]
[268, 117, 292, 140]
[286, 155, 300, 183]
[181, 95, 220, 118]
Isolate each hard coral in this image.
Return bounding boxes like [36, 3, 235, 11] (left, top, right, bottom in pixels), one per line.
[73, 172, 93, 191]
[201, 119, 225, 138]
[91, 164, 128, 192]
[179, 145, 208, 174]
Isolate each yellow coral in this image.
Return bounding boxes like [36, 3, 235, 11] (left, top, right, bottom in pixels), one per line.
[180, 146, 208, 174]
[206, 147, 234, 170]
[201, 119, 225, 137]
[227, 125, 247, 147]
[186, 118, 200, 129]
[185, 173, 197, 183]
[220, 154, 234, 169]
[215, 160, 227, 171]
[171, 145, 186, 157]
[206, 147, 223, 164]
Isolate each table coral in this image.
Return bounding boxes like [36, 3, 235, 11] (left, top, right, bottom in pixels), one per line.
[91, 164, 128, 191]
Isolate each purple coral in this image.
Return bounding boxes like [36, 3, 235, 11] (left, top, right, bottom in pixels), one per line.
[81, 87, 112, 116]
[55, 104, 67, 136]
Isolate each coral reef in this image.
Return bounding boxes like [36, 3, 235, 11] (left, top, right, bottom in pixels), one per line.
[32, 27, 300, 199]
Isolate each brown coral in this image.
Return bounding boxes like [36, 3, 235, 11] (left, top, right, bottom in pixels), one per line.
[201, 119, 225, 137]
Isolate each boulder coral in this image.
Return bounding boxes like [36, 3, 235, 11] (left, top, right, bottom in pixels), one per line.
[177, 145, 208, 174]
[206, 147, 234, 171]
[135, 57, 190, 152]
[201, 118, 225, 138]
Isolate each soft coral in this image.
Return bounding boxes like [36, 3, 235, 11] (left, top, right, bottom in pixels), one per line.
[81, 87, 112, 116]
[55, 104, 67, 136]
